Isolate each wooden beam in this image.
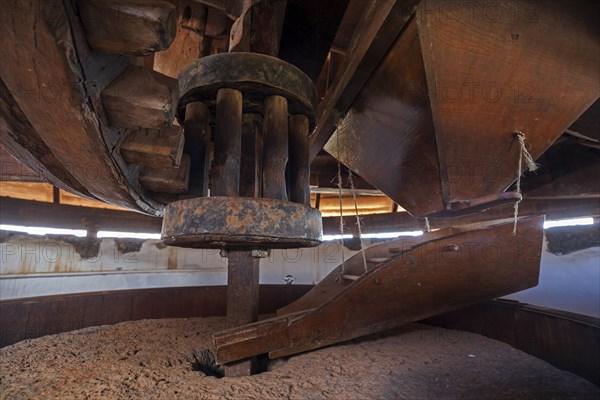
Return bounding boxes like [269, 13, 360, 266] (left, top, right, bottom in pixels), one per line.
[224, 250, 260, 377]
[0, 198, 162, 232]
[308, 0, 419, 160]
[321, 198, 600, 236]
[120, 126, 185, 169]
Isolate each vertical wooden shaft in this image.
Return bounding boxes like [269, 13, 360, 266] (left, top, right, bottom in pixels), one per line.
[213, 88, 242, 196]
[288, 114, 310, 205]
[240, 114, 262, 198]
[262, 95, 288, 200]
[184, 102, 210, 197]
[225, 250, 259, 377]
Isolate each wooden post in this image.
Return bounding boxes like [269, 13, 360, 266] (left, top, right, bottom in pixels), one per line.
[212, 88, 242, 196]
[184, 102, 210, 197]
[225, 250, 260, 377]
[240, 114, 262, 198]
[288, 114, 310, 205]
[262, 95, 289, 200]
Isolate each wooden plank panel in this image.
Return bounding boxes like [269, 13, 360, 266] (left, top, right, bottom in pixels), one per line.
[417, 0, 600, 204]
[324, 18, 444, 216]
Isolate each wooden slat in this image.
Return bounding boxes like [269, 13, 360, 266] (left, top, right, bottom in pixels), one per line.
[120, 126, 185, 169]
[240, 114, 262, 198]
[78, 0, 178, 55]
[58, 190, 127, 211]
[0, 182, 54, 203]
[139, 153, 190, 194]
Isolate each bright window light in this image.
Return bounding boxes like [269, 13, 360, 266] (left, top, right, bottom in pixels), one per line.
[543, 217, 594, 229]
[322, 234, 353, 241]
[97, 231, 161, 240]
[0, 224, 87, 237]
[362, 231, 424, 239]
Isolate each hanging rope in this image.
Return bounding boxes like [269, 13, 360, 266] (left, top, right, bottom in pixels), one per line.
[513, 131, 539, 235]
[347, 169, 368, 274]
[334, 117, 346, 278]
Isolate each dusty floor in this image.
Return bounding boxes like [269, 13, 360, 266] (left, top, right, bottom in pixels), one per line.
[0, 318, 598, 399]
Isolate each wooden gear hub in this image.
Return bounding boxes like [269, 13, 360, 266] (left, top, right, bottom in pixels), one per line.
[161, 52, 322, 249]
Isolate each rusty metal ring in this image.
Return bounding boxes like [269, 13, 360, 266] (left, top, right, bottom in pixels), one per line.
[161, 196, 323, 249]
[176, 53, 317, 127]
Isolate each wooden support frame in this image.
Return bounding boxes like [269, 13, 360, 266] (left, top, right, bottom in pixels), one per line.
[213, 217, 544, 364]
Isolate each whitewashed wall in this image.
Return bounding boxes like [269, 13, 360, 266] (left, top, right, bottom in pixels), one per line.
[1, 232, 598, 319]
[0, 233, 358, 300]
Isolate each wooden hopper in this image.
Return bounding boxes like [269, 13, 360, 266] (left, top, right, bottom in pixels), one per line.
[324, 0, 599, 217]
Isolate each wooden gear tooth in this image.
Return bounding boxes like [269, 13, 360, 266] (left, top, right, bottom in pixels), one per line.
[78, 0, 178, 56]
